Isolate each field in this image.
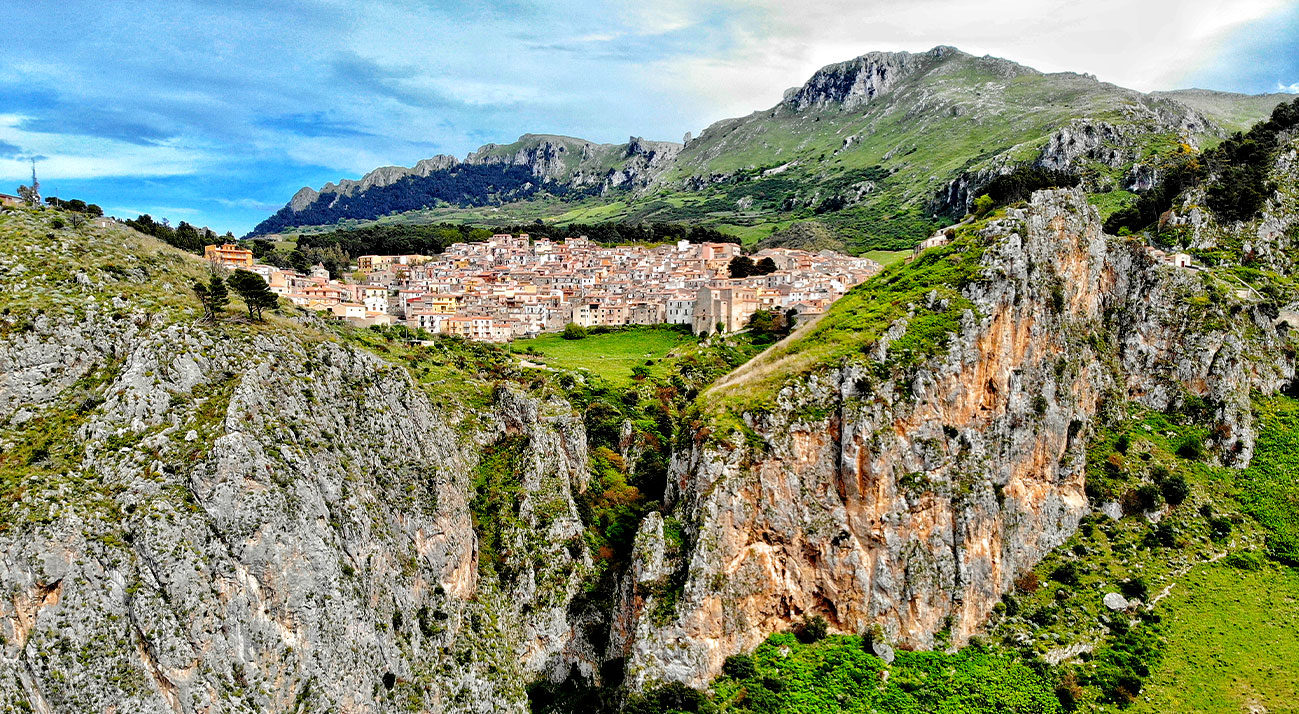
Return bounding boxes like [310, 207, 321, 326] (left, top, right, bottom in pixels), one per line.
[511, 326, 696, 386]
[860, 249, 912, 266]
[1133, 563, 1299, 714]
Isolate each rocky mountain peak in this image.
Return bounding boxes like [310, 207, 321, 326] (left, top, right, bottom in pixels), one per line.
[288, 186, 319, 213]
[783, 45, 963, 112]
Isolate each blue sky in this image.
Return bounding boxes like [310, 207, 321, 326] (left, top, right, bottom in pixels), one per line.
[2, 0, 1297, 234]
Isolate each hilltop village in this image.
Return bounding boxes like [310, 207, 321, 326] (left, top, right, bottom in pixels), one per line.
[208, 234, 881, 341]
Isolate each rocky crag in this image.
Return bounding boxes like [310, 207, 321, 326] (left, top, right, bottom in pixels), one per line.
[0, 216, 600, 712]
[618, 180, 1298, 685]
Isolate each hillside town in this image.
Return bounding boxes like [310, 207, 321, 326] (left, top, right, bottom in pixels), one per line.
[206, 234, 881, 341]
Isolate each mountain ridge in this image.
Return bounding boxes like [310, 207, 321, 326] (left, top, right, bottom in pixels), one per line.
[249, 46, 1294, 255]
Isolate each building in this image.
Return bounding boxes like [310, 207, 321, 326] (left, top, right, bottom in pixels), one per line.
[204, 243, 254, 269]
[913, 233, 950, 256]
[0, 193, 22, 208]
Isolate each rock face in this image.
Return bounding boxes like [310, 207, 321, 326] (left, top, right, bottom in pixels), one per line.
[783, 48, 940, 112]
[263, 134, 683, 234]
[0, 307, 595, 711]
[618, 189, 1296, 686]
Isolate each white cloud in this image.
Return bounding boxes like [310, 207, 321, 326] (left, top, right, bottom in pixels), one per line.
[646, 0, 1295, 122]
[0, 115, 205, 181]
[1280, 81, 1299, 93]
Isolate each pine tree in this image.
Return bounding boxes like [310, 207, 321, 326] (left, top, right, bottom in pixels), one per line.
[207, 275, 229, 316]
[192, 280, 211, 319]
[227, 270, 278, 321]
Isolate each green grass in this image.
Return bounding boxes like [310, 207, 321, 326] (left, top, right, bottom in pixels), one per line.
[511, 326, 696, 387]
[701, 633, 1059, 714]
[1086, 191, 1138, 221]
[860, 249, 912, 266]
[1131, 563, 1299, 714]
[1231, 395, 1299, 564]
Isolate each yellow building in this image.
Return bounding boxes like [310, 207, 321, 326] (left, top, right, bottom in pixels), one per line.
[204, 243, 254, 268]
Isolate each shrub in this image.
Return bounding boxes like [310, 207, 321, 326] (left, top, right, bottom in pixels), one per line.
[561, 323, 588, 340]
[1176, 436, 1207, 461]
[1015, 571, 1041, 593]
[1050, 562, 1081, 587]
[624, 682, 714, 714]
[1208, 516, 1233, 542]
[794, 614, 828, 643]
[1159, 473, 1190, 506]
[1119, 577, 1149, 601]
[722, 654, 756, 680]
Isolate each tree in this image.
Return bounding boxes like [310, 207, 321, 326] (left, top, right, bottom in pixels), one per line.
[972, 194, 995, 217]
[17, 184, 40, 207]
[728, 255, 756, 279]
[754, 257, 777, 275]
[227, 270, 278, 321]
[192, 275, 230, 321]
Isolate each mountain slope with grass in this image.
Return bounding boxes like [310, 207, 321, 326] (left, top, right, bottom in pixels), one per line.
[250, 47, 1289, 254]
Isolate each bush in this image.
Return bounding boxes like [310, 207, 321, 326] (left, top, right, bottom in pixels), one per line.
[1119, 577, 1149, 601]
[1050, 562, 1081, 587]
[1159, 473, 1190, 506]
[561, 323, 588, 340]
[1015, 571, 1041, 593]
[624, 682, 714, 714]
[1176, 436, 1207, 461]
[722, 654, 756, 680]
[794, 614, 828, 643]
[1208, 516, 1233, 542]
[1225, 551, 1267, 570]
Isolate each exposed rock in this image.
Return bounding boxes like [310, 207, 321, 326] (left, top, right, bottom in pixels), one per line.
[1103, 592, 1129, 611]
[0, 315, 596, 712]
[620, 188, 1296, 687]
[784, 48, 942, 112]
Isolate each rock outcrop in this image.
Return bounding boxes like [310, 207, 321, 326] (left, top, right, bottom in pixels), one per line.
[0, 295, 596, 711]
[782, 48, 942, 112]
[617, 188, 1296, 686]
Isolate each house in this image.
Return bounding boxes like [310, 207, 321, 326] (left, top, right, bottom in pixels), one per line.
[204, 243, 254, 268]
[330, 302, 367, 320]
[0, 193, 22, 208]
[912, 233, 950, 256]
[1171, 252, 1192, 268]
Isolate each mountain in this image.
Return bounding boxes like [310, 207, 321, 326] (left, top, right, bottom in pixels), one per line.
[250, 134, 682, 237]
[5, 104, 1299, 711]
[249, 46, 1292, 253]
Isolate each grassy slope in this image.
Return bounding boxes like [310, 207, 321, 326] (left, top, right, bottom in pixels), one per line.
[705, 633, 1060, 714]
[859, 249, 912, 266]
[1152, 89, 1299, 133]
[706, 215, 992, 417]
[1133, 564, 1299, 714]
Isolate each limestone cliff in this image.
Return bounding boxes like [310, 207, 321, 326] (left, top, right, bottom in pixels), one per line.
[0, 216, 599, 712]
[617, 188, 1296, 686]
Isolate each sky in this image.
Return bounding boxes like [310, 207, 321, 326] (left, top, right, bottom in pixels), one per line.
[2, 0, 1297, 235]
